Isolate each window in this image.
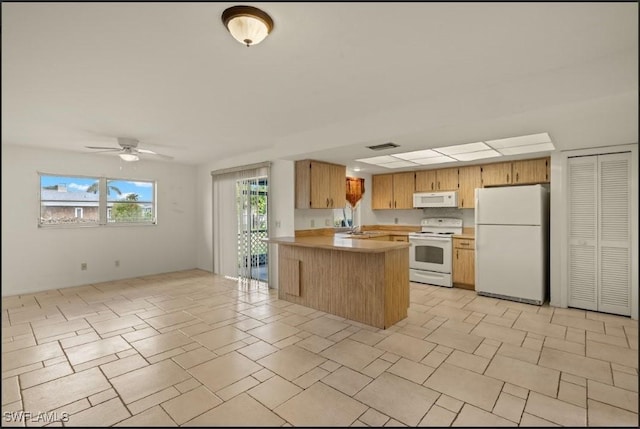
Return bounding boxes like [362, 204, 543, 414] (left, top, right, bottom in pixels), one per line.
[39, 174, 156, 227]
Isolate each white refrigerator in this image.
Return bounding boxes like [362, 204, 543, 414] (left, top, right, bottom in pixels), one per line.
[475, 184, 549, 305]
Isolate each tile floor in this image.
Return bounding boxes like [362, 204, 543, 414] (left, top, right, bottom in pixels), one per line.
[1, 269, 638, 427]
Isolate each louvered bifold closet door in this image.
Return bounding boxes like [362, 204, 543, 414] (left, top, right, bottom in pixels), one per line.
[567, 156, 598, 311]
[597, 153, 631, 316]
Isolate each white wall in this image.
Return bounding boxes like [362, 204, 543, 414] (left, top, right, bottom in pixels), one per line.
[1, 144, 198, 296]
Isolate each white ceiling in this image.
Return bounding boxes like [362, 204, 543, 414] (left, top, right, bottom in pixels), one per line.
[2, 2, 638, 172]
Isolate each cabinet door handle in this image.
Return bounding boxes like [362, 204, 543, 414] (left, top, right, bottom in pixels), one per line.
[431, 182, 434, 190]
[326, 198, 329, 207]
[330, 198, 334, 207]
[438, 181, 441, 189]
[506, 174, 509, 182]
[394, 201, 397, 208]
[389, 201, 392, 208]
[516, 173, 519, 182]
[456, 250, 459, 259]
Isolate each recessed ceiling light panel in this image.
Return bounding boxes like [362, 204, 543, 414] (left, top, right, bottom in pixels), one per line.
[497, 142, 556, 155]
[485, 132, 551, 149]
[355, 155, 399, 165]
[378, 160, 418, 168]
[433, 142, 490, 155]
[450, 149, 501, 161]
[392, 149, 441, 160]
[411, 156, 457, 165]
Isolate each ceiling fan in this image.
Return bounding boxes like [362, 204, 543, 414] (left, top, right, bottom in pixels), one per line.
[85, 137, 173, 162]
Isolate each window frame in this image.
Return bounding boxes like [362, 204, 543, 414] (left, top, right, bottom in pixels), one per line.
[38, 173, 157, 228]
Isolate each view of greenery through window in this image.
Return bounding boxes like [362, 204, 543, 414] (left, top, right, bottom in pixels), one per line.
[39, 174, 155, 226]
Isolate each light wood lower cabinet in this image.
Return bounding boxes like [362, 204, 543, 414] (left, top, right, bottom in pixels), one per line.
[452, 237, 475, 289]
[277, 244, 409, 329]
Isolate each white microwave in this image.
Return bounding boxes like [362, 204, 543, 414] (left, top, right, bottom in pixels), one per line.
[413, 191, 458, 208]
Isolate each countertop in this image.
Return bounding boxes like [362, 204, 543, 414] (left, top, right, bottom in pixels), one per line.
[453, 233, 475, 240]
[266, 236, 409, 253]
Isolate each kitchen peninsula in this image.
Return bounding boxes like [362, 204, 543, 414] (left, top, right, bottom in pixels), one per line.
[268, 236, 410, 329]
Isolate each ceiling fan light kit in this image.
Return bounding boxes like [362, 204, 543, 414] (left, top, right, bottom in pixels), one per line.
[222, 5, 274, 47]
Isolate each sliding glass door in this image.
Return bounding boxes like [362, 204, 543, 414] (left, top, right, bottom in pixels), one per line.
[236, 176, 268, 284]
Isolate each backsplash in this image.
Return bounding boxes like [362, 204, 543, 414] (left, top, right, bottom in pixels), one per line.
[366, 207, 475, 228]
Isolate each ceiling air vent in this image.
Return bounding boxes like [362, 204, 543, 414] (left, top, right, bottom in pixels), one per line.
[366, 142, 399, 151]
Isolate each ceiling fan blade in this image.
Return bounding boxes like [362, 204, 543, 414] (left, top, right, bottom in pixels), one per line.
[86, 146, 120, 150]
[138, 149, 173, 160]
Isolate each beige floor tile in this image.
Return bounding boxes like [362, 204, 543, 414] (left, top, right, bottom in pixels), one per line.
[247, 375, 302, 409]
[320, 339, 382, 372]
[32, 319, 90, 341]
[558, 380, 586, 407]
[435, 395, 463, 413]
[295, 334, 335, 354]
[586, 330, 629, 348]
[298, 317, 350, 338]
[130, 330, 193, 358]
[129, 386, 181, 415]
[19, 362, 73, 389]
[452, 403, 513, 426]
[587, 399, 639, 427]
[321, 366, 372, 396]
[2, 336, 37, 353]
[427, 304, 473, 322]
[362, 358, 392, 378]
[543, 336, 584, 355]
[88, 388, 117, 406]
[387, 358, 435, 384]
[2, 342, 63, 371]
[189, 351, 261, 392]
[551, 313, 604, 333]
[418, 404, 456, 426]
[519, 412, 559, 426]
[359, 408, 390, 426]
[496, 343, 540, 364]
[421, 350, 448, 368]
[425, 362, 502, 411]
[90, 314, 143, 335]
[462, 299, 507, 317]
[275, 381, 366, 426]
[425, 326, 483, 354]
[22, 368, 110, 412]
[58, 333, 101, 350]
[355, 372, 438, 426]
[492, 392, 525, 423]
[191, 325, 250, 351]
[376, 333, 436, 362]
[513, 313, 566, 339]
[538, 347, 612, 384]
[110, 360, 190, 404]
[471, 321, 526, 346]
[586, 340, 638, 368]
[171, 347, 215, 369]
[235, 340, 277, 361]
[115, 406, 177, 427]
[613, 369, 639, 392]
[485, 354, 559, 397]
[1, 377, 20, 405]
[587, 379, 638, 412]
[65, 336, 130, 366]
[561, 372, 587, 386]
[195, 307, 239, 324]
[293, 366, 329, 388]
[183, 393, 284, 426]
[524, 392, 586, 426]
[145, 311, 195, 330]
[64, 397, 130, 426]
[247, 321, 300, 344]
[160, 385, 222, 424]
[99, 354, 148, 379]
[445, 349, 490, 373]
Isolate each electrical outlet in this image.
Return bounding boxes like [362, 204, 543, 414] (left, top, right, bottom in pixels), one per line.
[275, 220, 281, 228]
[115, 260, 120, 267]
[310, 219, 315, 227]
[81, 262, 87, 271]
[325, 219, 331, 226]
[394, 217, 399, 224]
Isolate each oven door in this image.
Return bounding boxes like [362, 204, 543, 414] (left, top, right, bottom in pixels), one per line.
[409, 236, 452, 273]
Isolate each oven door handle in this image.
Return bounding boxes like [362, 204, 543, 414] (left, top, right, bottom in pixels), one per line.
[409, 237, 452, 243]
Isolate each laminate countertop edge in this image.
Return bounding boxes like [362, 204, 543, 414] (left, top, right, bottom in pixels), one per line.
[265, 236, 410, 253]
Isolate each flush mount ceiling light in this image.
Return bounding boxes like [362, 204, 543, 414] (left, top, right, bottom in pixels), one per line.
[119, 148, 139, 162]
[222, 5, 274, 47]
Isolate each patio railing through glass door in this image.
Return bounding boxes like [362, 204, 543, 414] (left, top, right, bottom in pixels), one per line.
[236, 176, 268, 285]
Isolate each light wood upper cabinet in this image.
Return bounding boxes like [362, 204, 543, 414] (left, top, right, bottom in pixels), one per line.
[481, 162, 512, 187]
[458, 166, 482, 209]
[435, 168, 459, 191]
[295, 160, 346, 209]
[415, 170, 437, 192]
[453, 237, 475, 288]
[415, 168, 458, 192]
[512, 157, 549, 184]
[392, 172, 415, 209]
[371, 172, 415, 209]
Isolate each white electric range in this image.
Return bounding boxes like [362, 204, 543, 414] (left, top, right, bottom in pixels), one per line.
[408, 218, 463, 287]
